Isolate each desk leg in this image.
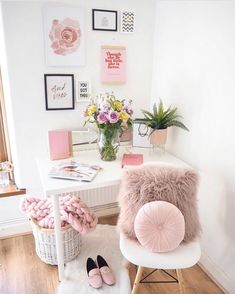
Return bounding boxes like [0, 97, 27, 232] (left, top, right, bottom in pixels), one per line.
[52, 194, 64, 281]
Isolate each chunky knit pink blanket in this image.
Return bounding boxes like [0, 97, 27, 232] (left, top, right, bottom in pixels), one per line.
[21, 195, 97, 234]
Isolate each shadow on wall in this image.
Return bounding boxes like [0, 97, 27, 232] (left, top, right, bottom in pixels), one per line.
[193, 167, 235, 292]
[225, 185, 235, 239]
[197, 171, 227, 255]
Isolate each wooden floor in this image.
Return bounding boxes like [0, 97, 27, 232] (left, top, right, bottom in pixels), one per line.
[0, 215, 224, 294]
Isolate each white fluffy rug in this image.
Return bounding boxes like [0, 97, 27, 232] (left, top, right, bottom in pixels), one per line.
[57, 225, 131, 294]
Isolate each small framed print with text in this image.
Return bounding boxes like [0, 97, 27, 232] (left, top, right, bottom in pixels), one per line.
[44, 74, 75, 110]
[76, 80, 91, 101]
[101, 46, 126, 84]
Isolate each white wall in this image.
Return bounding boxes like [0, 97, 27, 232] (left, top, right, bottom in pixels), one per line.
[152, 1, 235, 292]
[0, 0, 155, 194]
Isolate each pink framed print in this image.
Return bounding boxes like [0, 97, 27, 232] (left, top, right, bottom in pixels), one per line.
[43, 6, 85, 67]
[101, 46, 126, 84]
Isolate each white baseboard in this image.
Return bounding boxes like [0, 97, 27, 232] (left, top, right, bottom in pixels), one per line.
[199, 251, 235, 294]
[0, 219, 31, 239]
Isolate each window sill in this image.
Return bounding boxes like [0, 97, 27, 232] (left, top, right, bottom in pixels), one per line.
[0, 183, 26, 198]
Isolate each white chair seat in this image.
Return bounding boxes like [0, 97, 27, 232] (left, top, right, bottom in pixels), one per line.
[120, 232, 201, 269]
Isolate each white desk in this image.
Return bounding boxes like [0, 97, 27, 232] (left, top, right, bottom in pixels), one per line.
[37, 147, 188, 281]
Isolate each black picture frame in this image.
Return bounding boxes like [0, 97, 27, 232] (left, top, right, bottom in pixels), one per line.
[92, 9, 117, 31]
[44, 74, 75, 111]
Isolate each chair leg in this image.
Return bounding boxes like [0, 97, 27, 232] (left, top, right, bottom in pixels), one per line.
[176, 269, 185, 294]
[131, 266, 144, 294]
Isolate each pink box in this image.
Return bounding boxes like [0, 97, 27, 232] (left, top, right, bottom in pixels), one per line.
[121, 153, 143, 168]
[48, 130, 71, 160]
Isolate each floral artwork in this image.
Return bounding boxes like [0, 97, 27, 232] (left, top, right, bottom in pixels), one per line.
[49, 18, 81, 56]
[43, 6, 85, 66]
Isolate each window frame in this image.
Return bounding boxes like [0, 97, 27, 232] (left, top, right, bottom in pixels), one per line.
[0, 70, 26, 197]
[0, 71, 9, 162]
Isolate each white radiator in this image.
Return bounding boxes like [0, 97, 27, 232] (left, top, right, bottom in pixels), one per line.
[59, 185, 120, 215]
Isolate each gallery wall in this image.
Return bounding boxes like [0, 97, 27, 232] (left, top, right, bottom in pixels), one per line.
[151, 1, 235, 292]
[0, 0, 155, 193]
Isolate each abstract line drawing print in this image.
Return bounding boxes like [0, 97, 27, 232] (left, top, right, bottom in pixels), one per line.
[121, 11, 135, 33]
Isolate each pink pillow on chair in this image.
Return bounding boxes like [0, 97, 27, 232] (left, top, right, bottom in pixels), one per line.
[134, 201, 185, 253]
[117, 165, 200, 243]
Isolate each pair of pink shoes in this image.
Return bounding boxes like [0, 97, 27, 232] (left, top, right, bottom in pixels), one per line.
[86, 255, 115, 289]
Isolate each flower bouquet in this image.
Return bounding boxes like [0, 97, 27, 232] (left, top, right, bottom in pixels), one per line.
[0, 161, 13, 186]
[84, 93, 133, 161]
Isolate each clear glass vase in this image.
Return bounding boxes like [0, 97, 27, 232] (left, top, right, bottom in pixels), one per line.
[97, 128, 120, 161]
[0, 171, 9, 186]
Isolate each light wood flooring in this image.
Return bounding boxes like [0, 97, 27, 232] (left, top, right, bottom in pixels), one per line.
[0, 215, 224, 294]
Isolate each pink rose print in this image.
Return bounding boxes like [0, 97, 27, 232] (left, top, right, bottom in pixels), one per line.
[49, 18, 81, 56]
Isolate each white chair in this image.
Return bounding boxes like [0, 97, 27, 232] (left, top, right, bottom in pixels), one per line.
[120, 233, 201, 294]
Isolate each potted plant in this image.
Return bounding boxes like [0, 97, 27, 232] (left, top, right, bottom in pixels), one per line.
[140, 99, 189, 145]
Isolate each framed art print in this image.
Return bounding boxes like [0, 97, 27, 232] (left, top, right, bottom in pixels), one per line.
[92, 9, 117, 31]
[76, 80, 91, 101]
[44, 74, 75, 110]
[43, 6, 85, 66]
[101, 46, 126, 84]
[121, 11, 135, 33]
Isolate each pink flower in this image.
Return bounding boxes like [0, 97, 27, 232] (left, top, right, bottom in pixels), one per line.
[97, 112, 108, 124]
[108, 111, 119, 123]
[123, 103, 133, 116]
[49, 18, 81, 56]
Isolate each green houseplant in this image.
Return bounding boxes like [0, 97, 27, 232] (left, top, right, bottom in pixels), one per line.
[141, 99, 189, 145]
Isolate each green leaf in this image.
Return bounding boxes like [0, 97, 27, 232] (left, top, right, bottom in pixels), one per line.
[140, 99, 189, 131]
[167, 120, 189, 131]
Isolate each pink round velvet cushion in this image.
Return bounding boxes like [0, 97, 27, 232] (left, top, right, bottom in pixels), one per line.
[134, 201, 185, 253]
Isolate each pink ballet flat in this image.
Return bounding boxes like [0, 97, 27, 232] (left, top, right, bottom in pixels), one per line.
[86, 257, 103, 289]
[97, 255, 115, 286]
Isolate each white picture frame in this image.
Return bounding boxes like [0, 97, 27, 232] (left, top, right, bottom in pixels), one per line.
[76, 80, 91, 101]
[132, 121, 152, 148]
[43, 6, 85, 67]
[121, 11, 135, 34]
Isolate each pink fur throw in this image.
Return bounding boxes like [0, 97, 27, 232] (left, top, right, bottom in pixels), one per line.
[117, 165, 201, 243]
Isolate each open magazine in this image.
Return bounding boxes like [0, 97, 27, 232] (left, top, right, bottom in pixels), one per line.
[48, 160, 102, 182]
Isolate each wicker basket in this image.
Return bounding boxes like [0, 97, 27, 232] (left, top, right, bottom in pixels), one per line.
[30, 219, 81, 265]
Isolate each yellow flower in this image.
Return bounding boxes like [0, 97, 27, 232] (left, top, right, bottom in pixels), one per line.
[113, 100, 123, 112]
[87, 104, 97, 116]
[119, 111, 130, 122]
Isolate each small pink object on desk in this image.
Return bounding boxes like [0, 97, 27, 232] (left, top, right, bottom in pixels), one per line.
[48, 130, 71, 160]
[121, 153, 143, 168]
